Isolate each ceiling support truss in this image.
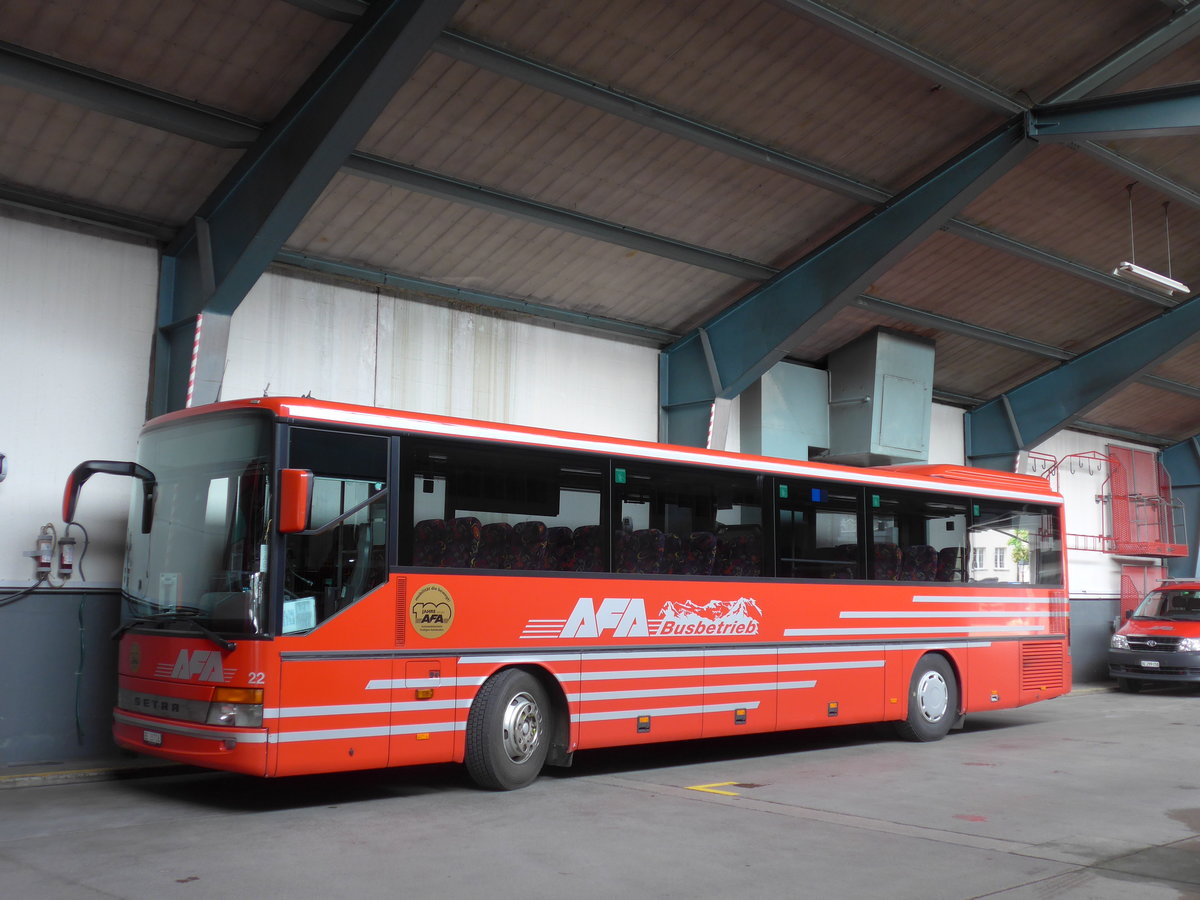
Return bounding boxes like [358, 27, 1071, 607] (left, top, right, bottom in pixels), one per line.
[965, 297, 1200, 471]
[660, 119, 1033, 446]
[152, 0, 462, 414]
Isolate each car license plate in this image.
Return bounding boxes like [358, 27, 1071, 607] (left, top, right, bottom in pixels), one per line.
[143, 730, 163, 746]
[1140, 660, 1161, 669]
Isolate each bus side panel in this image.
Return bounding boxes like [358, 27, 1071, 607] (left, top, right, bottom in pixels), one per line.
[777, 647, 888, 730]
[964, 642, 1018, 714]
[575, 651, 706, 750]
[702, 648, 777, 738]
[273, 657, 391, 776]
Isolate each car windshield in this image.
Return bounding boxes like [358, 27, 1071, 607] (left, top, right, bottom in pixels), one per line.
[1133, 589, 1200, 620]
[122, 411, 272, 637]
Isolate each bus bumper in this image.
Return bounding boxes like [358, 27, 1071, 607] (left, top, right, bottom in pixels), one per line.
[113, 709, 269, 776]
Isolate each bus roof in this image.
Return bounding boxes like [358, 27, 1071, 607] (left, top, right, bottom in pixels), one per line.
[151, 397, 1063, 505]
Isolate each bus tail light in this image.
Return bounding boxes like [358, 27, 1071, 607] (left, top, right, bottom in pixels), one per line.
[206, 687, 264, 728]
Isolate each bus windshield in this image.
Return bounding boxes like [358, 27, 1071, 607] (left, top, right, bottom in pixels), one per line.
[122, 411, 272, 637]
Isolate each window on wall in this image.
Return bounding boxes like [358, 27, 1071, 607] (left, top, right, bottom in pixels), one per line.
[405, 441, 604, 572]
[968, 501, 1062, 585]
[869, 490, 967, 582]
[613, 462, 763, 576]
[776, 480, 863, 579]
[283, 428, 389, 633]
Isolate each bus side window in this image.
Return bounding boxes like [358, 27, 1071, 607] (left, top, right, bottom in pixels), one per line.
[968, 502, 1062, 585]
[283, 428, 389, 632]
[776, 481, 862, 580]
[614, 462, 763, 576]
[405, 442, 604, 573]
[870, 491, 966, 582]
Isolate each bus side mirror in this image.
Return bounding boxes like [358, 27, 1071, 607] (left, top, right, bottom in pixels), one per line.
[63, 460, 157, 533]
[278, 469, 314, 534]
[1125, 609, 1133, 620]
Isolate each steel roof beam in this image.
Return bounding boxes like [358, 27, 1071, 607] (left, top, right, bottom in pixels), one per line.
[661, 119, 1033, 446]
[1028, 82, 1200, 142]
[857, 294, 1200, 399]
[0, 180, 175, 242]
[433, 30, 890, 205]
[943, 220, 1177, 308]
[0, 41, 259, 148]
[343, 154, 776, 281]
[965, 295, 1200, 471]
[770, 0, 1023, 114]
[154, 0, 462, 414]
[1047, 4, 1200, 103]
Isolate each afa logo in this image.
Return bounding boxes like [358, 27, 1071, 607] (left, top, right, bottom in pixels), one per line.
[520, 595, 762, 640]
[411, 583, 454, 639]
[156, 649, 230, 683]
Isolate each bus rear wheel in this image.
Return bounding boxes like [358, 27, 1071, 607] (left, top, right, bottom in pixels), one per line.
[465, 668, 551, 790]
[895, 654, 958, 742]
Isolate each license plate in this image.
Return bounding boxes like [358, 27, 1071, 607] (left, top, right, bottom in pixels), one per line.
[1140, 660, 1161, 669]
[143, 730, 163, 746]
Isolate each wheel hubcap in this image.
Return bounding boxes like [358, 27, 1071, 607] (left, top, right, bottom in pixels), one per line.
[501, 691, 542, 763]
[915, 671, 949, 723]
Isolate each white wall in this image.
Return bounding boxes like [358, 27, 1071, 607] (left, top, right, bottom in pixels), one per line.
[0, 210, 158, 585]
[223, 268, 659, 440]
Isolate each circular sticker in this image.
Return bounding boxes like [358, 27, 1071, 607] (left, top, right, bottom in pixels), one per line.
[411, 584, 454, 639]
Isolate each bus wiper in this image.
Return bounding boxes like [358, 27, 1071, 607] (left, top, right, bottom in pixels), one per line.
[111, 609, 237, 652]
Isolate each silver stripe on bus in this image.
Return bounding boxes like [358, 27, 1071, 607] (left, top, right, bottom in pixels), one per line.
[569, 680, 817, 703]
[268, 721, 465, 743]
[113, 711, 267, 744]
[364, 677, 487, 690]
[264, 699, 472, 719]
[911, 595, 1050, 604]
[840, 610, 1047, 619]
[574, 701, 760, 723]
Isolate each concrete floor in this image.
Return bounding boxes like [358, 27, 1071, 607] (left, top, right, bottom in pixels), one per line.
[2, 686, 1199, 900]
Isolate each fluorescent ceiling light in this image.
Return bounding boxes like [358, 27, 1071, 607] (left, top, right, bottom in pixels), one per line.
[1111, 261, 1190, 296]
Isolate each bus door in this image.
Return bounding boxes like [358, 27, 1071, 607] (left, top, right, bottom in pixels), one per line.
[389, 657, 458, 767]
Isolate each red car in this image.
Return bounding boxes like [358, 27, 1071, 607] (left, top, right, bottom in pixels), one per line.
[1109, 581, 1200, 692]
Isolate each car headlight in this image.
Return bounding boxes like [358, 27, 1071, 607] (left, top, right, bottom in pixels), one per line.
[1110, 633, 1130, 650]
[1178, 637, 1200, 652]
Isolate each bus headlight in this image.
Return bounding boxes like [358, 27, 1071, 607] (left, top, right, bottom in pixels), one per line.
[1110, 634, 1130, 650]
[206, 687, 264, 728]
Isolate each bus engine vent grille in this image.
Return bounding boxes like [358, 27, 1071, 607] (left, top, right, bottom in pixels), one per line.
[1020, 641, 1063, 691]
[395, 577, 407, 647]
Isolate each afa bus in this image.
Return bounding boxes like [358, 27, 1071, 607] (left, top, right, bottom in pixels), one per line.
[65, 397, 1069, 790]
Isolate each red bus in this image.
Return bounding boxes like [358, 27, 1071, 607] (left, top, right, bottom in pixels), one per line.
[65, 397, 1069, 789]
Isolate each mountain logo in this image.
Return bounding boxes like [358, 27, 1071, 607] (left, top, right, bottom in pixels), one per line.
[656, 597, 762, 636]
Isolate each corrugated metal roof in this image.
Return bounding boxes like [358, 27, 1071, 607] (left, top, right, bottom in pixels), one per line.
[2, 0, 1199, 448]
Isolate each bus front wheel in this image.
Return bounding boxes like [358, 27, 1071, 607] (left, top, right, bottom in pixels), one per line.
[895, 654, 958, 742]
[465, 668, 551, 790]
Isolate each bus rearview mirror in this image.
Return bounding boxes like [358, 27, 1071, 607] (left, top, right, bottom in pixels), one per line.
[278, 469, 314, 534]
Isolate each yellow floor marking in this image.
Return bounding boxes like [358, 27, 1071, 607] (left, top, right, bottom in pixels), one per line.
[686, 781, 741, 796]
